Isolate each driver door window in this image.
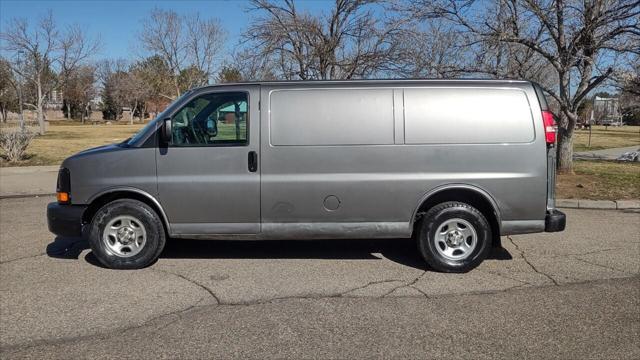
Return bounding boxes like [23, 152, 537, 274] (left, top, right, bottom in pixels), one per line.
[171, 92, 248, 146]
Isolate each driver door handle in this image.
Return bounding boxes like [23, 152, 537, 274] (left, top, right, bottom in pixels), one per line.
[248, 151, 258, 172]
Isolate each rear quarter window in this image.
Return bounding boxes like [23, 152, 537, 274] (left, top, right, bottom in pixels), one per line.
[404, 88, 535, 144]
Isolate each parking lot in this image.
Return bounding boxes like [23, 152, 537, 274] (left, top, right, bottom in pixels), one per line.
[1, 196, 639, 358]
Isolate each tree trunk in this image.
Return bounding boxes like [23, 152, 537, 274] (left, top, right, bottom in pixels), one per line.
[557, 128, 573, 173]
[556, 111, 577, 173]
[83, 103, 90, 124]
[36, 79, 45, 135]
[130, 101, 136, 125]
[173, 76, 181, 99]
[66, 102, 72, 121]
[18, 86, 24, 130]
[142, 104, 147, 122]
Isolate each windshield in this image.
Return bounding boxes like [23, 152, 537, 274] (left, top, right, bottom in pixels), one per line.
[124, 117, 159, 146]
[125, 90, 193, 146]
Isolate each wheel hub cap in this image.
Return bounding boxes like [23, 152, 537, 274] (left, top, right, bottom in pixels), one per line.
[102, 215, 147, 258]
[446, 230, 465, 247]
[116, 227, 136, 245]
[434, 218, 478, 261]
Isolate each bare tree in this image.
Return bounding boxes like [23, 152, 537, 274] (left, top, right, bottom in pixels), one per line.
[405, 0, 640, 172]
[132, 55, 174, 117]
[138, 8, 226, 98]
[1, 12, 57, 134]
[217, 65, 244, 83]
[184, 14, 226, 88]
[133, 55, 174, 101]
[58, 24, 100, 120]
[96, 58, 128, 86]
[1, 11, 99, 133]
[243, 0, 403, 80]
[228, 49, 278, 81]
[121, 70, 151, 124]
[389, 21, 470, 78]
[616, 61, 640, 124]
[97, 59, 151, 124]
[64, 65, 97, 123]
[0, 58, 19, 123]
[97, 59, 128, 121]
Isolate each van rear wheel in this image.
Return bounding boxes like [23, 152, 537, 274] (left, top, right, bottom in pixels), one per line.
[416, 201, 491, 273]
[88, 199, 166, 269]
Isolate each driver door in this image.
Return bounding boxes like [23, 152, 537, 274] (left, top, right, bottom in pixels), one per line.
[156, 88, 260, 236]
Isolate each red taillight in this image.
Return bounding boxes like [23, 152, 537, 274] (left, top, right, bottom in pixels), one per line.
[542, 111, 557, 145]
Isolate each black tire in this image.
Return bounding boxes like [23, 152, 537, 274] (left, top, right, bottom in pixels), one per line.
[416, 201, 491, 273]
[88, 199, 166, 269]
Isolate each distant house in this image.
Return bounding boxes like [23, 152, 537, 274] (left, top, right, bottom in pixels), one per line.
[45, 89, 64, 110]
[593, 96, 622, 126]
[89, 95, 102, 109]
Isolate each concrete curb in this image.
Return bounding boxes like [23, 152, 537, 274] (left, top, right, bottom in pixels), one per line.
[0, 193, 56, 200]
[557, 199, 640, 210]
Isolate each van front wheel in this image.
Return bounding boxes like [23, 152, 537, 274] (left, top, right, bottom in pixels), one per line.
[416, 202, 491, 273]
[88, 199, 166, 269]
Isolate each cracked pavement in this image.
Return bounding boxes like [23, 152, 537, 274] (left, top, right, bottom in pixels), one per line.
[1, 196, 639, 358]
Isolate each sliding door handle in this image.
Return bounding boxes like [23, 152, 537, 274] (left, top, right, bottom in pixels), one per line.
[248, 151, 258, 172]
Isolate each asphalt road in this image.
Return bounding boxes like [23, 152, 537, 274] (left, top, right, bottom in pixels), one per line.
[1, 196, 638, 359]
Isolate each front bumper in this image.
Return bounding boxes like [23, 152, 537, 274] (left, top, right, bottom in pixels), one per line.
[545, 209, 566, 232]
[47, 202, 87, 237]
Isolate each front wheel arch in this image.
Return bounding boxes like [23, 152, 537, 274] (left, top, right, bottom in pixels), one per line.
[83, 190, 170, 237]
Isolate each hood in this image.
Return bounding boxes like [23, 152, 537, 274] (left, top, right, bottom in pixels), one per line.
[70, 143, 123, 158]
[62, 143, 129, 169]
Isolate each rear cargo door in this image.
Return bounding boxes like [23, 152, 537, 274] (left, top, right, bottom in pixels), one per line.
[533, 83, 557, 210]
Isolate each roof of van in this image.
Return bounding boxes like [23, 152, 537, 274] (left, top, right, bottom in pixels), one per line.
[194, 78, 532, 90]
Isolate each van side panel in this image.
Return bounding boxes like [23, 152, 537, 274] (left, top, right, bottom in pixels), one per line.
[404, 88, 535, 144]
[260, 83, 548, 239]
[270, 89, 394, 146]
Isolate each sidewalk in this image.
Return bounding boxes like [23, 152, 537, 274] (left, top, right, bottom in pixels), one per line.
[557, 199, 640, 210]
[0, 165, 59, 198]
[574, 145, 639, 160]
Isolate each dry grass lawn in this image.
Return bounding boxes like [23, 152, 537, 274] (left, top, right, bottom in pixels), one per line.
[557, 160, 640, 200]
[0, 122, 145, 167]
[573, 125, 640, 152]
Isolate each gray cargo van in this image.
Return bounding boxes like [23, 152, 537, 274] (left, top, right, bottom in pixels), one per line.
[47, 79, 566, 272]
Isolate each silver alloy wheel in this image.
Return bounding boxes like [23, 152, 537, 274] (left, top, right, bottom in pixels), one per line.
[434, 218, 477, 261]
[102, 215, 147, 258]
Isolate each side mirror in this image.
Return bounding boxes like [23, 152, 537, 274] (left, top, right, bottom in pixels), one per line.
[206, 117, 218, 137]
[161, 118, 172, 144]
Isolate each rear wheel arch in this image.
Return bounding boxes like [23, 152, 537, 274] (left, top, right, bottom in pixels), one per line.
[411, 185, 501, 247]
[83, 189, 170, 235]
